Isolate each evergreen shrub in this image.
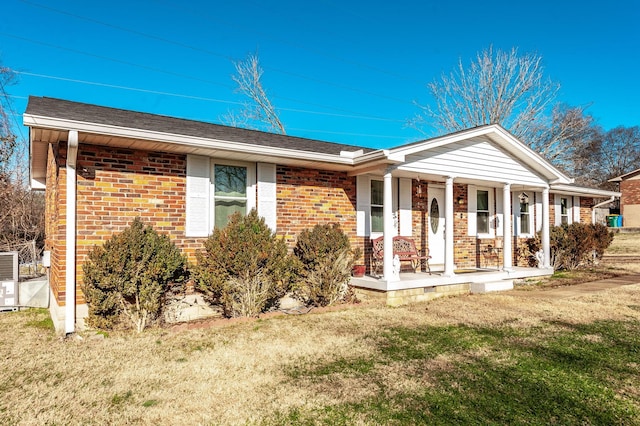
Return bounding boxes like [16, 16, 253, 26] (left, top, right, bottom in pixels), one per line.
[192, 209, 292, 317]
[293, 223, 359, 307]
[521, 223, 614, 270]
[82, 218, 187, 332]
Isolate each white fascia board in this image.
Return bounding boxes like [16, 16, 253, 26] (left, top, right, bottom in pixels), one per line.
[550, 184, 620, 198]
[386, 128, 494, 159]
[352, 149, 387, 164]
[24, 114, 356, 166]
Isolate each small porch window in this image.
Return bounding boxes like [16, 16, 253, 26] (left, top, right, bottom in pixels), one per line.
[371, 180, 384, 233]
[519, 199, 531, 234]
[477, 190, 490, 234]
[560, 197, 569, 225]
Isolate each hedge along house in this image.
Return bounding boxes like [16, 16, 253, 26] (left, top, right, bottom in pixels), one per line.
[26, 96, 619, 334]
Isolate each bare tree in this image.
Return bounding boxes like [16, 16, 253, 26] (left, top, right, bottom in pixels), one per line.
[411, 47, 598, 163]
[0, 64, 45, 266]
[0, 65, 18, 174]
[532, 104, 598, 170]
[223, 53, 286, 134]
[573, 126, 640, 190]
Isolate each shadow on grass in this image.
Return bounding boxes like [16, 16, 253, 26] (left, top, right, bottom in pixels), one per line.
[270, 320, 640, 425]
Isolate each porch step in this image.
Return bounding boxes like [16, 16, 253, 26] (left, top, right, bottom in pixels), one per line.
[470, 280, 514, 294]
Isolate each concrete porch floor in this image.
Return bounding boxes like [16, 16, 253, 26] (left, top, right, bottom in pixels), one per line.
[350, 266, 554, 305]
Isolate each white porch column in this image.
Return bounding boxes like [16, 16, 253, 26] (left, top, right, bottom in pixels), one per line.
[444, 176, 455, 277]
[542, 187, 551, 268]
[383, 169, 398, 281]
[502, 183, 513, 270]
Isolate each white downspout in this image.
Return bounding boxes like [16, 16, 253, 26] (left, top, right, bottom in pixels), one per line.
[65, 130, 79, 335]
[592, 196, 615, 224]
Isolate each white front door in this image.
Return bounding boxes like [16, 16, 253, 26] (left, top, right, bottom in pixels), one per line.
[428, 186, 445, 266]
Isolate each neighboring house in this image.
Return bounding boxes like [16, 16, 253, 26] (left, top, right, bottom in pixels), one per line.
[609, 168, 640, 227]
[25, 96, 620, 334]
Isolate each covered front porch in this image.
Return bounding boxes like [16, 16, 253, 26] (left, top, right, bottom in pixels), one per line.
[349, 126, 565, 301]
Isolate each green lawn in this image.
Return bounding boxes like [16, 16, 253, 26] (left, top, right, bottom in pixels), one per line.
[2, 284, 640, 425]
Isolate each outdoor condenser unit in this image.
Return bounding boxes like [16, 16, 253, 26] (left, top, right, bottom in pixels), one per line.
[0, 251, 19, 310]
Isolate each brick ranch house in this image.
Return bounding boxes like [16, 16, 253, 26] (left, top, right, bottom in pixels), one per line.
[609, 168, 640, 227]
[25, 96, 620, 334]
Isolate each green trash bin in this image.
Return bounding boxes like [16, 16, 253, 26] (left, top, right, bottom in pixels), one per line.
[607, 215, 619, 227]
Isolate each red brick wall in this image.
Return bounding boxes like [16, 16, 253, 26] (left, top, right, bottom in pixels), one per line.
[621, 178, 640, 206]
[50, 145, 210, 305]
[275, 166, 359, 252]
[580, 197, 594, 223]
[45, 143, 66, 305]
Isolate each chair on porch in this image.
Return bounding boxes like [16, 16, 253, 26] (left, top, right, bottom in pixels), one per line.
[371, 236, 431, 276]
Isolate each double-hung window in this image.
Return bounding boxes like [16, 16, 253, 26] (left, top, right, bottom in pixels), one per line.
[213, 165, 247, 229]
[519, 199, 531, 235]
[371, 180, 384, 233]
[186, 155, 261, 237]
[560, 197, 569, 225]
[477, 190, 490, 234]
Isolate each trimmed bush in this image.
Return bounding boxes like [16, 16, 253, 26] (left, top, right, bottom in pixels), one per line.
[521, 223, 614, 271]
[82, 218, 187, 332]
[192, 209, 292, 317]
[293, 223, 358, 307]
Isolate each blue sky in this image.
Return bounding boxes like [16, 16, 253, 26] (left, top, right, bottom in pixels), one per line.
[2, 0, 639, 149]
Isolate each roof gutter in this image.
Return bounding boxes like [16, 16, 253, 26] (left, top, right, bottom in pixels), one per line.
[23, 114, 357, 167]
[65, 130, 78, 335]
[592, 196, 616, 224]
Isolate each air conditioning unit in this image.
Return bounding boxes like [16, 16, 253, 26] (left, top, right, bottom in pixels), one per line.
[0, 252, 18, 310]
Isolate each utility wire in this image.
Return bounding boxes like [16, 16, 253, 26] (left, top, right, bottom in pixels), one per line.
[2, 32, 406, 122]
[17, 71, 405, 123]
[20, 0, 416, 105]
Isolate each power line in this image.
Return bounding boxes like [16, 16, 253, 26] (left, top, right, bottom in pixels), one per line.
[20, 0, 416, 106]
[16, 71, 406, 123]
[154, 0, 425, 85]
[1, 32, 407, 122]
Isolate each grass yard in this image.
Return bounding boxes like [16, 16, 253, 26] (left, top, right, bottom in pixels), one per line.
[2, 283, 640, 425]
[605, 232, 640, 257]
[1, 232, 639, 425]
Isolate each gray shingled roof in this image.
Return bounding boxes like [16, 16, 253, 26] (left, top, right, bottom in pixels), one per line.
[25, 96, 376, 155]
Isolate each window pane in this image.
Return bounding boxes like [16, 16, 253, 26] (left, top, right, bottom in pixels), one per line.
[477, 190, 489, 211]
[371, 180, 384, 206]
[215, 165, 247, 197]
[520, 212, 530, 234]
[371, 206, 383, 233]
[215, 200, 246, 229]
[560, 198, 568, 215]
[477, 212, 489, 234]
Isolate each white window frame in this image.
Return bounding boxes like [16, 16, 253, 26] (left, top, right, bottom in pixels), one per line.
[211, 161, 253, 230]
[370, 179, 384, 236]
[513, 192, 534, 237]
[185, 156, 256, 237]
[356, 175, 403, 237]
[476, 187, 495, 238]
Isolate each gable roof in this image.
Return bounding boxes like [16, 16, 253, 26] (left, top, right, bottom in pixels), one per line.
[384, 124, 573, 185]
